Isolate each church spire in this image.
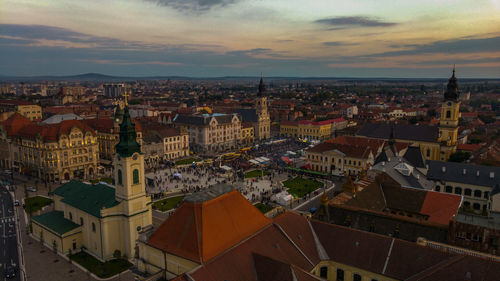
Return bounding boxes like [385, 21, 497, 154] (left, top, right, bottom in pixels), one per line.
[115, 103, 141, 157]
[258, 73, 265, 96]
[444, 66, 459, 101]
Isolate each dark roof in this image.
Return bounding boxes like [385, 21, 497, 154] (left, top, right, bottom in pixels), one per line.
[53, 180, 120, 218]
[174, 113, 237, 126]
[32, 211, 81, 235]
[236, 108, 258, 123]
[357, 123, 438, 143]
[115, 106, 141, 157]
[427, 161, 500, 188]
[403, 146, 426, 168]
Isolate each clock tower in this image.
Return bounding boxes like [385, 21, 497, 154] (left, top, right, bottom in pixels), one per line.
[438, 67, 460, 161]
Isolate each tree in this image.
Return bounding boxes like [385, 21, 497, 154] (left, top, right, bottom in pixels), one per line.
[449, 151, 471, 163]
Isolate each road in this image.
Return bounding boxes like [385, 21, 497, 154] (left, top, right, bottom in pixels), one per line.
[0, 184, 20, 281]
[293, 177, 344, 213]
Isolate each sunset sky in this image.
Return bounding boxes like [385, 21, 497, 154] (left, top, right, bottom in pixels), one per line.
[1, 0, 500, 77]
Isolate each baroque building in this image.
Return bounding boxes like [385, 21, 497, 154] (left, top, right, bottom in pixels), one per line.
[236, 76, 271, 141]
[31, 103, 152, 261]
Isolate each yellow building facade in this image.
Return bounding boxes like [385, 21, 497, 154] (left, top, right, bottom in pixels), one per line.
[280, 120, 333, 140]
[32, 105, 152, 261]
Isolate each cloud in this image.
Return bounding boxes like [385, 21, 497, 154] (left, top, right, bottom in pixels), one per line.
[315, 16, 397, 28]
[148, 0, 239, 12]
[373, 36, 500, 57]
[323, 41, 358, 46]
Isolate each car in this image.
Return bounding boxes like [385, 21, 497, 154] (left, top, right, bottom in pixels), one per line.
[14, 200, 20, 206]
[27, 186, 37, 192]
[4, 267, 16, 279]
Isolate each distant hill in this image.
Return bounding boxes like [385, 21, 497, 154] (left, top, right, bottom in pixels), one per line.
[0, 73, 499, 83]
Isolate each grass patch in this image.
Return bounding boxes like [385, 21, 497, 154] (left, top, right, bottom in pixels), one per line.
[175, 158, 201, 166]
[244, 170, 270, 178]
[90, 177, 113, 185]
[283, 176, 323, 198]
[152, 196, 184, 212]
[70, 251, 132, 278]
[254, 203, 274, 214]
[25, 196, 53, 213]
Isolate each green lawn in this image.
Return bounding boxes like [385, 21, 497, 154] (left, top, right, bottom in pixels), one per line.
[152, 196, 185, 212]
[175, 158, 201, 165]
[244, 170, 269, 178]
[254, 203, 274, 214]
[70, 251, 132, 278]
[90, 177, 113, 185]
[283, 176, 323, 198]
[24, 196, 53, 213]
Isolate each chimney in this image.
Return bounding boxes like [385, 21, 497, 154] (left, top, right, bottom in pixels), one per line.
[490, 172, 495, 179]
[463, 169, 467, 175]
[442, 166, 446, 173]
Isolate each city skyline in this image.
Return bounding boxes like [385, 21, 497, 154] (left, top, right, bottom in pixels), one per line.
[1, 0, 500, 77]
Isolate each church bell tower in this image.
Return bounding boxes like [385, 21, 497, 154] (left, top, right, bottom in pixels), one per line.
[438, 67, 460, 161]
[255, 74, 270, 140]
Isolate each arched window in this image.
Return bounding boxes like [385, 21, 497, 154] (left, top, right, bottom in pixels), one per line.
[446, 110, 451, 118]
[474, 190, 482, 198]
[435, 185, 441, 192]
[336, 269, 345, 281]
[117, 169, 122, 185]
[80, 218, 84, 225]
[92, 223, 96, 233]
[69, 212, 73, 221]
[445, 186, 453, 193]
[454, 187, 462, 195]
[353, 274, 362, 281]
[320, 267, 328, 278]
[464, 188, 472, 196]
[133, 169, 139, 184]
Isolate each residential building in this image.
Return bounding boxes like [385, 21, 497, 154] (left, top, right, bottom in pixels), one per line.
[173, 113, 241, 153]
[0, 99, 42, 121]
[32, 105, 152, 260]
[103, 83, 126, 98]
[235, 76, 271, 140]
[142, 127, 189, 168]
[427, 161, 500, 215]
[0, 113, 99, 181]
[240, 122, 254, 145]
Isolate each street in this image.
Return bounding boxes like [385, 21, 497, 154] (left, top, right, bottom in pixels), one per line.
[0, 184, 20, 281]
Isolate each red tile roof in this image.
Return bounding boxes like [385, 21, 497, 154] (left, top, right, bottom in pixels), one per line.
[420, 191, 462, 225]
[0, 99, 36, 106]
[457, 143, 482, 152]
[0, 113, 33, 137]
[18, 120, 96, 141]
[147, 190, 272, 263]
[308, 142, 373, 159]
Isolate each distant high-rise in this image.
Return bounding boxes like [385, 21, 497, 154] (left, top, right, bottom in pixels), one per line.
[103, 83, 126, 98]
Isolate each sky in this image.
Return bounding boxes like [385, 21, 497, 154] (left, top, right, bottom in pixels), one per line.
[0, 0, 500, 78]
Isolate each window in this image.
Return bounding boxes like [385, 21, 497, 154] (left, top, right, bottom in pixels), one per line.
[353, 274, 362, 281]
[474, 190, 482, 198]
[435, 185, 441, 192]
[69, 212, 73, 220]
[464, 188, 472, 196]
[118, 169, 122, 185]
[446, 110, 451, 118]
[92, 223, 96, 232]
[320, 267, 328, 278]
[133, 169, 139, 184]
[484, 191, 489, 199]
[445, 186, 452, 193]
[336, 269, 344, 281]
[473, 203, 480, 210]
[454, 187, 462, 195]
[80, 218, 84, 225]
[426, 149, 431, 157]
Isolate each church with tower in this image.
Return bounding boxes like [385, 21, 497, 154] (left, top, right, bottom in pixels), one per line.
[357, 68, 461, 161]
[31, 99, 152, 261]
[236, 75, 271, 140]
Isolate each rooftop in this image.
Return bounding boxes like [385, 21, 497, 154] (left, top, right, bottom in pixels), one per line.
[32, 211, 81, 235]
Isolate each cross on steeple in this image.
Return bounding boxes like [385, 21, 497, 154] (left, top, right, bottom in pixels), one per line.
[123, 89, 129, 106]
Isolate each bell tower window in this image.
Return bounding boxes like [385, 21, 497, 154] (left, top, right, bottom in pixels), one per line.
[133, 169, 139, 185]
[446, 110, 451, 118]
[118, 169, 122, 185]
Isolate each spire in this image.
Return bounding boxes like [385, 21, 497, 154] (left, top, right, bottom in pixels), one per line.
[115, 104, 141, 158]
[258, 73, 265, 96]
[444, 66, 459, 101]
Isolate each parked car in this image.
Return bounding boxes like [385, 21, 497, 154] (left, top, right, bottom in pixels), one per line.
[14, 200, 20, 206]
[27, 186, 37, 192]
